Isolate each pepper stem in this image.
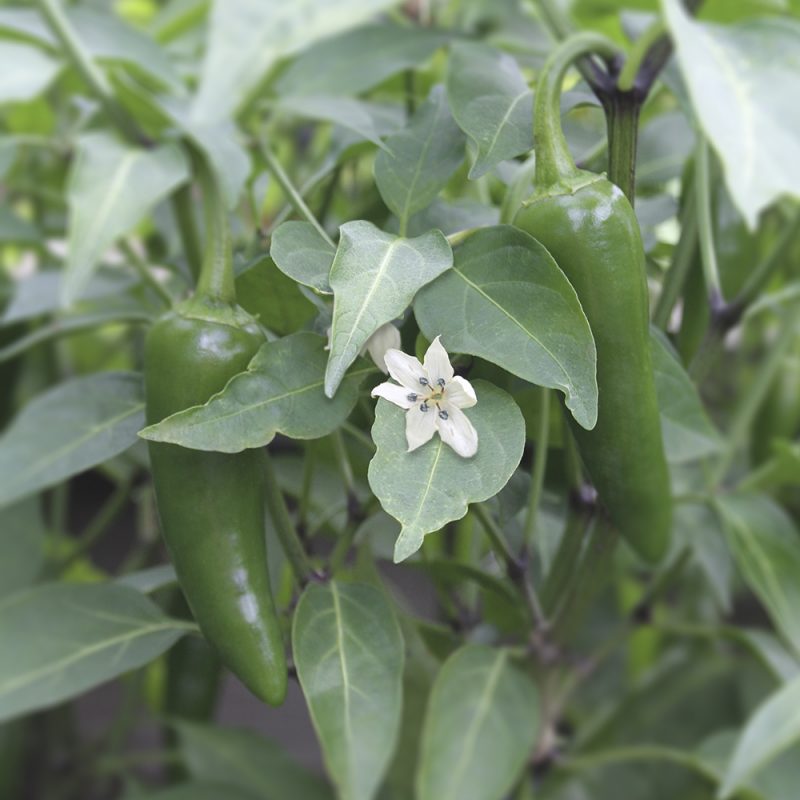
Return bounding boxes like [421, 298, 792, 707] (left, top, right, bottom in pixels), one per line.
[534, 32, 621, 189]
[194, 153, 236, 304]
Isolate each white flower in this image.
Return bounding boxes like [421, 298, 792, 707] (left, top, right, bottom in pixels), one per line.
[325, 322, 401, 373]
[371, 336, 478, 458]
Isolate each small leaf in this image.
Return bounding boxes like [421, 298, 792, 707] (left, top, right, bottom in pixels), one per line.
[637, 111, 695, 188]
[416, 645, 539, 800]
[414, 226, 598, 430]
[192, 0, 399, 123]
[674, 502, 733, 613]
[403, 198, 500, 238]
[277, 95, 403, 149]
[368, 381, 525, 562]
[446, 42, 534, 179]
[141, 783, 261, 800]
[651, 328, 722, 463]
[1, 270, 138, 325]
[324, 222, 452, 398]
[270, 221, 335, 293]
[176, 720, 334, 800]
[235, 255, 315, 334]
[0, 7, 182, 93]
[275, 24, 446, 97]
[0, 206, 41, 245]
[0, 372, 145, 508]
[65, 132, 188, 303]
[737, 629, 800, 684]
[716, 493, 800, 654]
[141, 334, 371, 452]
[719, 673, 800, 798]
[662, 0, 800, 227]
[0, 582, 190, 723]
[0, 302, 153, 363]
[116, 564, 177, 594]
[292, 581, 404, 800]
[159, 97, 251, 209]
[0, 42, 61, 104]
[0, 500, 44, 600]
[374, 85, 465, 227]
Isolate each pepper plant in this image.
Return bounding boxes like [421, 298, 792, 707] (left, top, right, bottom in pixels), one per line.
[0, 1, 799, 799]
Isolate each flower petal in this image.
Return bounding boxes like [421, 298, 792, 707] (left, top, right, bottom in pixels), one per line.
[371, 381, 417, 409]
[406, 402, 437, 451]
[445, 376, 477, 409]
[364, 323, 401, 373]
[423, 335, 454, 386]
[385, 348, 427, 391]
[436, 404, 478, 458]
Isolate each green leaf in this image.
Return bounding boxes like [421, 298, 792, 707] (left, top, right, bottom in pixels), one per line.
[176, 720, 334, 800]
[662, 0, 800, 227]
[270, 221, 335, 294]
[0, 7, 182, 93]
[403, 198, 500, 238]
[292, 581, 404, 800]
[276, 95, 402, 149]
[0, 302, 153, 363]
[446, 42, 533, 179]
[324, 222, 452, 398]
[275, 24, 446, 97]
[191, 0, 399, 123]
[235, 255, 315, 335]
[64, 132, 188, 304]
[116, 564, 177, 594]
[1, 270, 137, 325]
[0, 43, 61, 104]
[0, 582, 190, 723]
[0, 500, 44, 601]
[158, 98, 251, 209]
[737, 629, 800, 684]
[674, 502, 733, 613]
[0, 372, 145, 508]
[651, 328, 722, 463]
[383, 622, 439, 800]
[140, 333, 371, 452]
[416, 645, 539, 800]
[0, 206, 41, 244]
[720, 673, 800, 798]
[368, 381, 525, 562]
[744, 440, 800, 492]
[137, 783, 261, 800]
[716, 493, 800, 654]
[636, 110, 695, 188]
[414, 226, 598, 430]
[374, 86, 465, 227]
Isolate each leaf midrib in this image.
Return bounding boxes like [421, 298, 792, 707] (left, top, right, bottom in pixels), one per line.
[150, 366, 374, 437]
[0, 619, 189, 698]
[443, 651, 507, 800]
[1, 398, 144, 502]
[452, 267, 578, 397]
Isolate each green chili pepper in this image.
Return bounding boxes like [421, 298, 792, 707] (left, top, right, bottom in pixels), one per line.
[143, 160, 287, 705]
[514, 34, 672, 562]
[164, 591, 223, 721]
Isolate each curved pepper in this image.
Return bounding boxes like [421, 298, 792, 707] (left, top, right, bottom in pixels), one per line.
[144, 157, 287, 704]
[514, 34, 672, 562]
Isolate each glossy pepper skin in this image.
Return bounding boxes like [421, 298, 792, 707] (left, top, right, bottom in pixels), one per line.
[144, 296, 287, 705]
[516, 184, 671, 561]
[514, 33, 672, 562]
